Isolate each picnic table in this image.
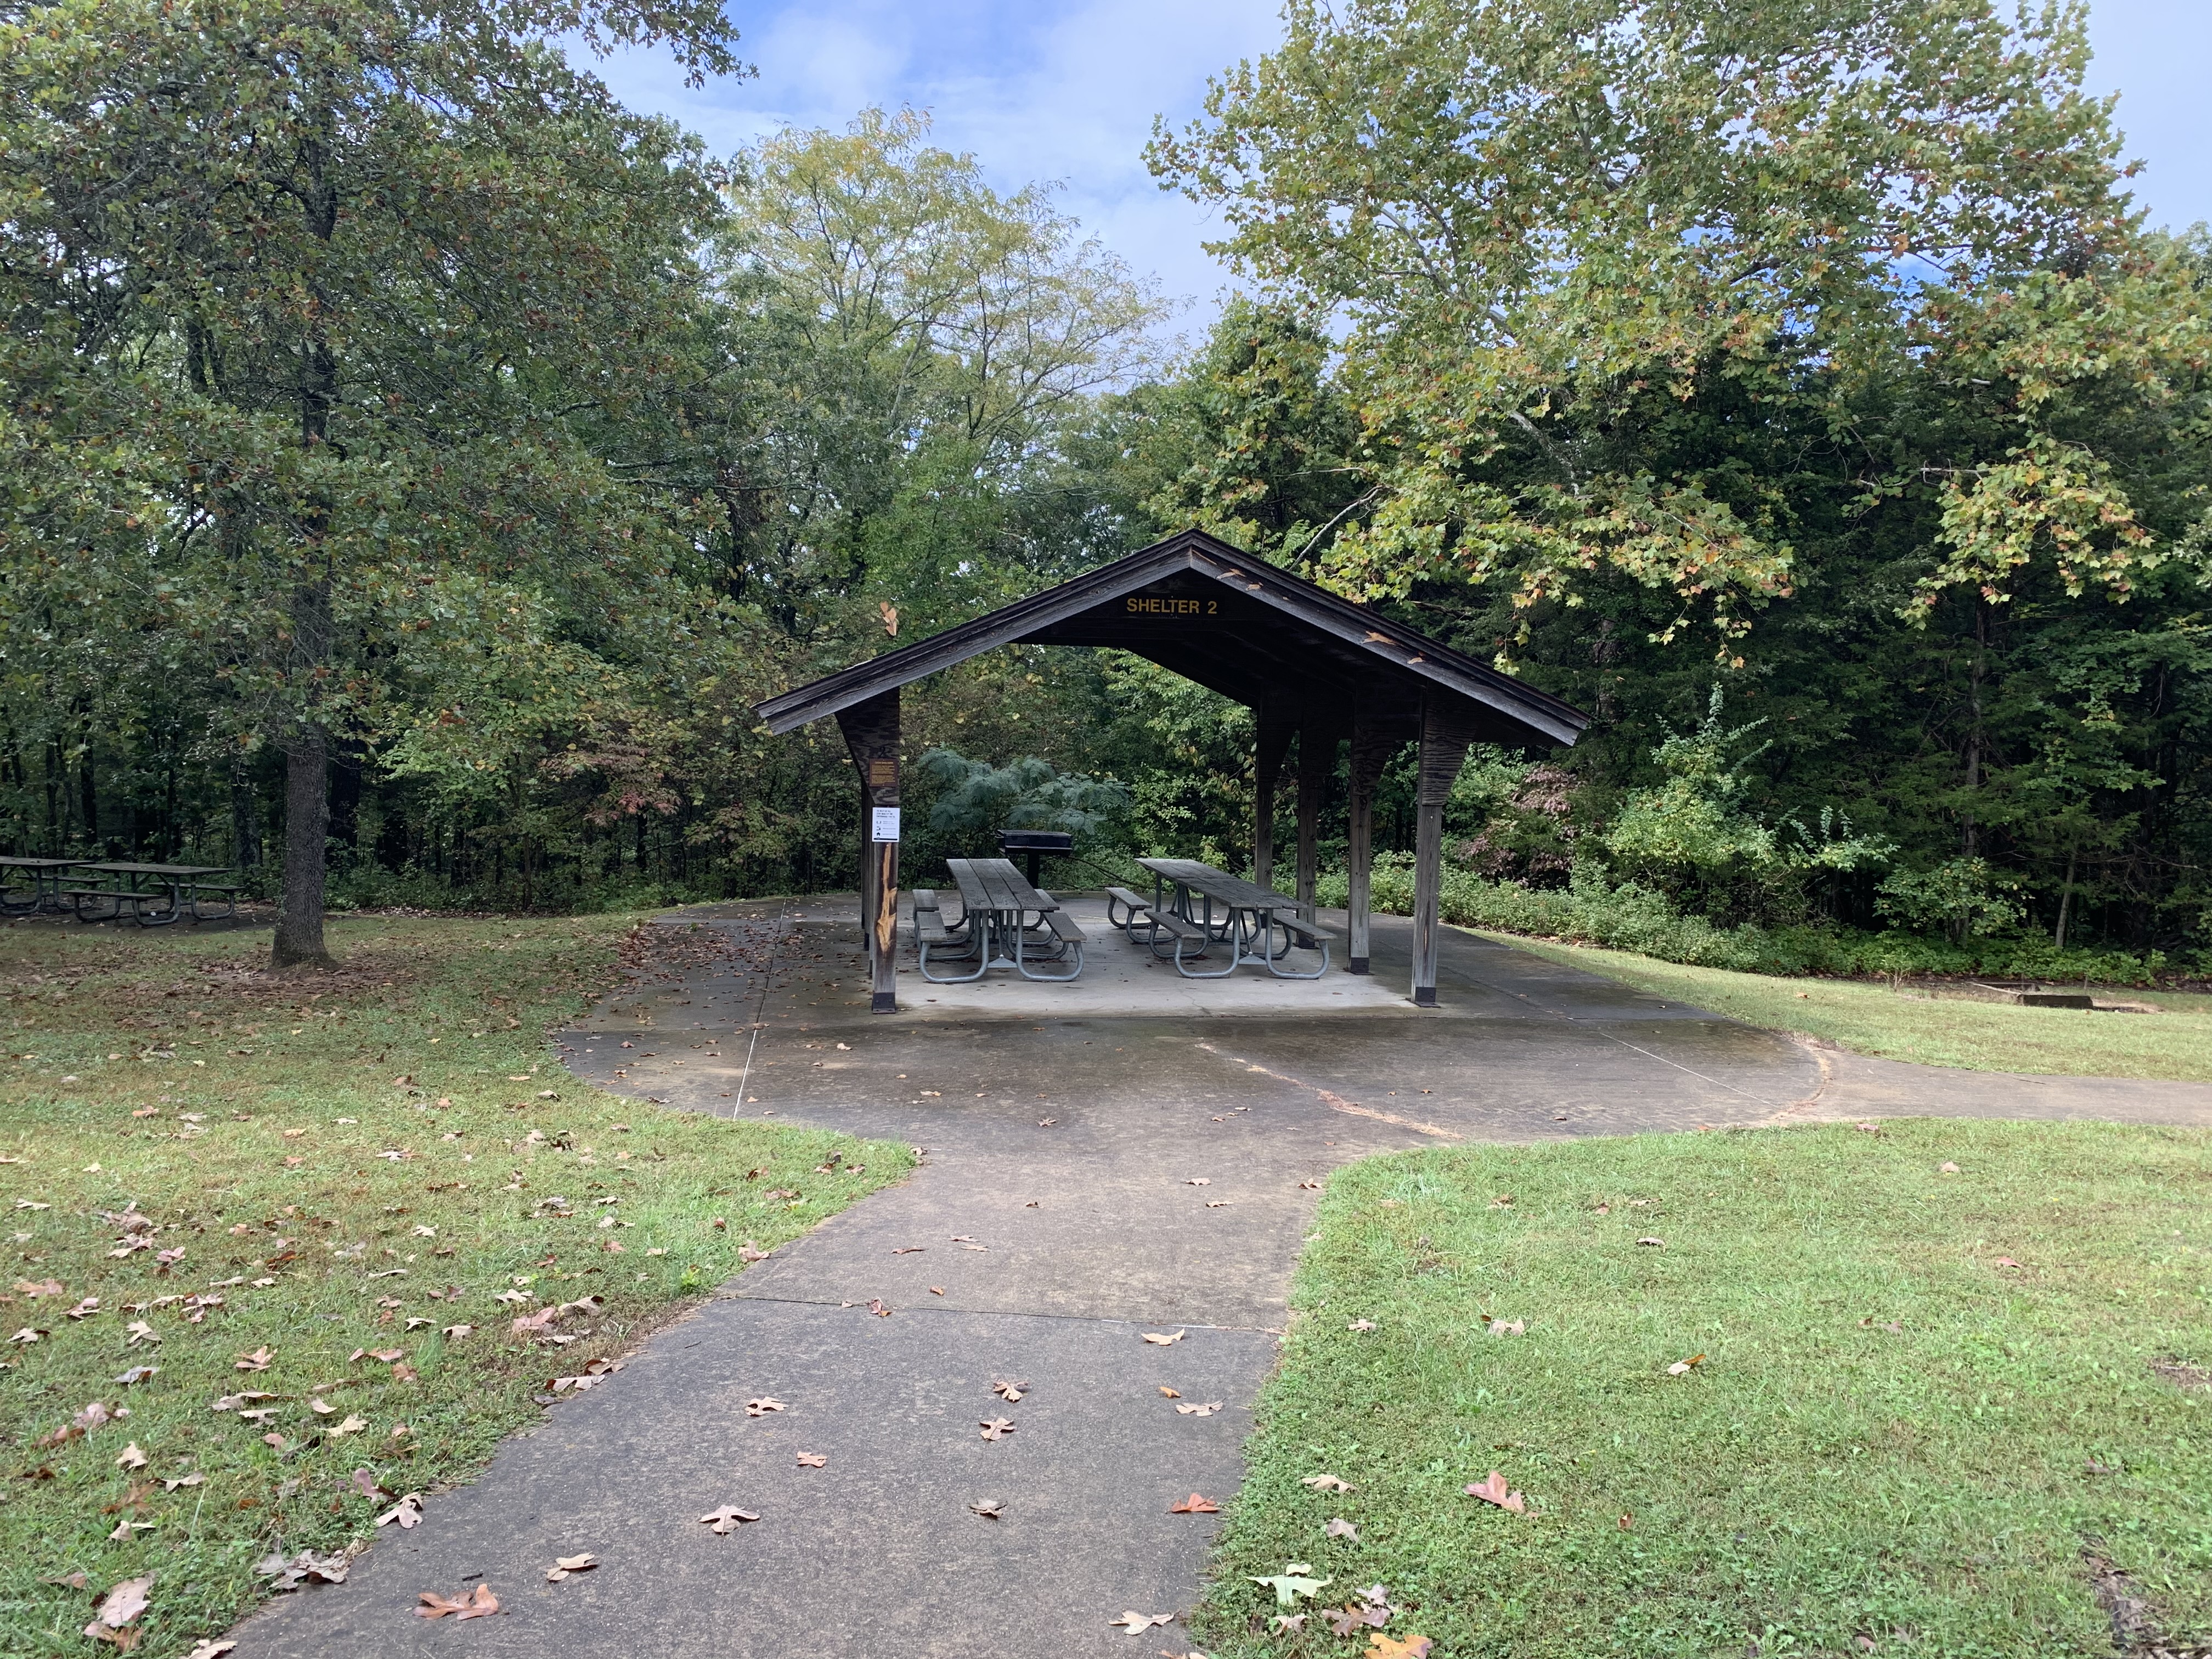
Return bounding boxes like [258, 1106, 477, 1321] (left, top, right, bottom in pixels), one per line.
[912, 856, 1085, 983]
[63, 862, 239, 927]
[0, 856, 91, 916]
[1115, 856, 1334, 979]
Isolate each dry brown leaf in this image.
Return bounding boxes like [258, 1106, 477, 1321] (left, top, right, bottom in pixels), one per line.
[1325, 1516, 1359, 1539]
[1367, 1636, 1434, 1658]
[114, 1443, 146, 1469]
[867, 1299, 892, 1317]
[545, 1554, 597, 1582]
[699, 1504, 759, 1534]
[795, 1452, 826, 1468]
[1169, 1493, 1218, 1514]
[992, 1379, 1028, 1402]
[1666, 1354, 1706, 1376]
[1173, 1401, 1222, 1417]
[1109, 1611, 1174, 1633]
[979, 1417, 1015, 1441]
[1635, 1237, 1664, 1248]
[376, 1494, 424, 1529]
[415, 1584, 499, 1620]
[1464, 1470, 1527, 1513]
[1158, 1387, 1181, 1398]
[182, 1642, 237, 1659]
[1302, 1474, 1354, 1493]
[1347, 1319, 1376, 1333]
[1142, 1330, 1185, 1346]
[233, 1347, 272, 1372]
[88, 1576, 152, 1631]
[969, 1499, 1005, 1519]
[746, 1398, 787, 1418]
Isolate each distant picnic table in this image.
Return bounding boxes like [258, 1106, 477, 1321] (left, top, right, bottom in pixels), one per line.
[0, 856, 92, 917]
[1111, 856, 1334, 979]
[911, 856, 1085, 983]
[60, 862, 240, 927]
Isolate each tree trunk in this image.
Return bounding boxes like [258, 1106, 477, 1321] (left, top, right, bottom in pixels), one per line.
[272, 725, 332, 967]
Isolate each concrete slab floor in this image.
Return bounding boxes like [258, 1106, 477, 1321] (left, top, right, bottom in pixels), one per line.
[233, 902, 2212, 1657]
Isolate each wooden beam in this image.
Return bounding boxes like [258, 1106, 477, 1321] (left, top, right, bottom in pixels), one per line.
[1411, 694, 1481, 1007]
[834, 689, 901, 1014]
[1345, 710, 1397, 973]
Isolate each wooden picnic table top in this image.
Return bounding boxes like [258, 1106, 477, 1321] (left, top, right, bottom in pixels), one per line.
[0, 856, 89, 870]
[1135, 856, 1294, 912]
[82, 862, 232, 878]
[945, 856, 1058, 918]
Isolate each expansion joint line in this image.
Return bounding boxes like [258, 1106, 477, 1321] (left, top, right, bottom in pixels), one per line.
[1194, 1041, 1460, 1140]
[732, 898, 789, 1110]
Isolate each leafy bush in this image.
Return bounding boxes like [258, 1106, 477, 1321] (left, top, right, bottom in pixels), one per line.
[1316, 856, 2171, 985]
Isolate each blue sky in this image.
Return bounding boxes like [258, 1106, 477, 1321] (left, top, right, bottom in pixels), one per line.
[594, 0, 2212, 327]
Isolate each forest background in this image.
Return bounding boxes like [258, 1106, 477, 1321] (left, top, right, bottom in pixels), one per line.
[4, 0, 2211, 980]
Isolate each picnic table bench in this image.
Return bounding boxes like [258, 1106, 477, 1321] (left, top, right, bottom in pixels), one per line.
[62, 863, 239, 926]
[0, 856, 91, 916]
[1119, 857, 1335, 979]
[913, 857, 1085, 983]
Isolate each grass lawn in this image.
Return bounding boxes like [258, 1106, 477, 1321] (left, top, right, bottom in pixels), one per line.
[0, 913, 906, 1658]
[1197, 1120, 2212, 1659]
[1486, 928, 2212, 1082]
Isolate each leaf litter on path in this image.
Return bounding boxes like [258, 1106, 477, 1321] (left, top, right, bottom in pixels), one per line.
[416, 1584, 499, 1620]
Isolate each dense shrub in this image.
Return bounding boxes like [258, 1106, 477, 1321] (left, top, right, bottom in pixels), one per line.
[1316, 856, 2174, 985]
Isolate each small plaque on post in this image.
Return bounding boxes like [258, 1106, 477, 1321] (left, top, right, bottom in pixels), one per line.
[871, 807, 901, 843]
[867, 758, 897, 788]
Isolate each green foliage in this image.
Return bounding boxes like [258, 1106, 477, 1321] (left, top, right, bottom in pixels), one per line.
[1875, 857, 2028, 944]
[913, 749, 1130, 844]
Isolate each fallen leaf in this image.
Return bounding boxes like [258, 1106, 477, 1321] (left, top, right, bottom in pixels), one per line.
[969, 1499, 1005, 1519]
[1994, 1256, 2021, 1268]
[890, 1246, 924, 1255]
[795, 1452, 826, 1468]
[746, 1398, 787, 1418]
[1325, 1516, 1359, 1539]
[1483, 1316, 1526, 1336]
[1635, 1237, 1664, 1248]
[1158, 1387, 1181, 1398]
[329, 1415, 369, 1436]
[115, 1443, 147, 1469]
[1251, 1569, 1331, 1605]
[1367, 1637, 1434, 1658]
[1174, 1401, 1223, 1417]
[1299, 1178, 1321, 1190]
[867, 1299, 891, 1317]
[1939, 1161, 1960, 1173]
[979, 1417, 1015, 1441]
[1169, 1493, 1218, 1514]
[416, 1584, 500, 1620]
[1142, 1330, 1186, 1346]
[1666, 1354, 1706, 1376]
[545, 1554, 597, 1582]
[88, 1576, 153, 1633]
[992, 1379, 1028, 1402]
[699, 1503, 760, 1534]
[234, 1348, 273, 1372]
[1110, 1610, 1175, 1633]
[1302, 1474, 1355, 1493]
[182, 1642, 238, 1659]
[376, 1494, 424, 1529]
[1184, 1178, 1210, 1186]
[1464, 1470, 1528, 1513]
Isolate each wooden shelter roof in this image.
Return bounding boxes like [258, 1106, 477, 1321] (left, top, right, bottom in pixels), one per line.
[754, 529, 1588, 749]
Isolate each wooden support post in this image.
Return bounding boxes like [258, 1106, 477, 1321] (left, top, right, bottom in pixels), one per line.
[834, 689, 901, 1015]
[1294, 726, 1333, 924]
[1411, 695, 1477, 1007]
[1252, 706, 1294, 890]
[1345, 712, 1393, 974]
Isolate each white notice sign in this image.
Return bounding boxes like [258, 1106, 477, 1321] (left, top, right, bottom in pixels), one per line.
[871, 807, 902, 843]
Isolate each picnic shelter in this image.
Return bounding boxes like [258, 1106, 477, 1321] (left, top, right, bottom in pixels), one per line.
[753, 528, 1589, 1012]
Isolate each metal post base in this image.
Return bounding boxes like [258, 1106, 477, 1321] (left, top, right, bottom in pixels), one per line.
[871, 991, 898, 1014]
[1412, 985, 1437, 1007]
[1347, 957, 1369, 974]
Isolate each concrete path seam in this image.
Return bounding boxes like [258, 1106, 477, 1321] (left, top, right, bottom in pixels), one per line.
[1193, 1040, 1463, 1139]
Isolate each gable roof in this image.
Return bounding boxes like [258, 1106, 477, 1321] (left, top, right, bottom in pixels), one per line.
[753, 528, 1587, 747]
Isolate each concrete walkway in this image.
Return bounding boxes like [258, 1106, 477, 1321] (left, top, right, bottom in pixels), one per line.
[235, 899, 2212, 1657]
